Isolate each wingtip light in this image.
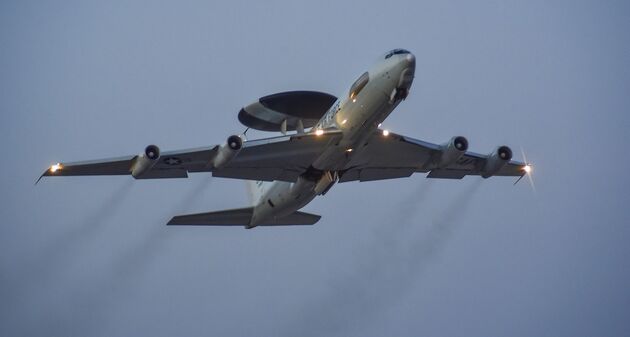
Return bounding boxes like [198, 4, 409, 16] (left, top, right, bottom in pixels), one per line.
[50, 163, 62, 173]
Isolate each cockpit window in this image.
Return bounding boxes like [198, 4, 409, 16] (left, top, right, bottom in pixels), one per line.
[385, 49, 410, 59]
[349, 72, 369, 100]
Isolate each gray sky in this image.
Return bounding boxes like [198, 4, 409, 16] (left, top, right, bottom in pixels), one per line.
[1, 1, 629, 336]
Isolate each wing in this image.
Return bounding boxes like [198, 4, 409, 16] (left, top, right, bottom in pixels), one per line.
[39, 130, 342, 183]
[338, 131, 529, 182]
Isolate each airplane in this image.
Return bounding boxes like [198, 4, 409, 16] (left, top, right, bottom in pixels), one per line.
[39, 48, 533, 229]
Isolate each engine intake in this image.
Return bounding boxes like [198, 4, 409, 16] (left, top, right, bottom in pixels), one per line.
[131, 145, 160, 178]
[227, 135, 243, 150]
[145, 145, 160, 160]
[438, 136, 468, 167]
[213, 135, 243, 168]
[482, 146, 512, 178]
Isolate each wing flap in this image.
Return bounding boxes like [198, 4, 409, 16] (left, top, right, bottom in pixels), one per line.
[426, 169, 468, 179]
[339, 167, 415, 182]
[135, 169, 189, 179]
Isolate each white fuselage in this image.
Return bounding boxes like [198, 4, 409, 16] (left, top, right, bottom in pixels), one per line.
[248, 50, 416, 228]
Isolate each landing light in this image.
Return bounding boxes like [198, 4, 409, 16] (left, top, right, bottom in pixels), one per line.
[382, 129, 390, 136]
[346, 148, 353, 152]
[341, 119, 348, 125]
[50, 163, 62, 173]
[352, 98, 357, 103]
[315, 129, 324, 136]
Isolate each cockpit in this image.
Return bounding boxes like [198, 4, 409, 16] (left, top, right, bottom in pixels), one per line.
[384, 49, 411, 59]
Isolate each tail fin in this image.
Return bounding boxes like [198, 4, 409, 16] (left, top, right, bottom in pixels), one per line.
[167, 207, 321, 227]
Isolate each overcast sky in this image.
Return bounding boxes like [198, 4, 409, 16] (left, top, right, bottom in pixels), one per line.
[1, 1, 629, 336]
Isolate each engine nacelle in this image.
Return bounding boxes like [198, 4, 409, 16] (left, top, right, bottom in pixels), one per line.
[131, 145, 160, 178]
[212, 135, 243, 169]
[482, 146, 513, 178]
[438, 136, 468, 167]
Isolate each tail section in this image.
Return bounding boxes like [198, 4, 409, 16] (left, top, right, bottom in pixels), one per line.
[167, 207, 321, 228]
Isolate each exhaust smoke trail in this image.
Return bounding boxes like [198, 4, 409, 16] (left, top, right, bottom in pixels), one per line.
[282, 179, 483, 337]
[3, 181, 135, 337]
[38, 177, 214, 337]
[108, 177, 213, 279]
[4, 182, 134, 306]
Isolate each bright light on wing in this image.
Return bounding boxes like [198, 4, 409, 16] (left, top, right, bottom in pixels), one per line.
[315, 129, 324, 136]
[382, 129, 390, 136]
[50, 163, 62, 173]
[520, 147, 536, 193]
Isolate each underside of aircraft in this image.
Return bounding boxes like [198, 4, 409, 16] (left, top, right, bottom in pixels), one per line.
[39, 49, 532, 228]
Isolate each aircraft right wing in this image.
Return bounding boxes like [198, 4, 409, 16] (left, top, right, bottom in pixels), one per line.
[337, 130, 530, 182]
[39, 130, 343, 183]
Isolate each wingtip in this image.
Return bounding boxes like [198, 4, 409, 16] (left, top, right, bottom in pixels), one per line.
[513, 174, 525, 185]
[37, 163, 64, 184]
[34, 171, 47, 185]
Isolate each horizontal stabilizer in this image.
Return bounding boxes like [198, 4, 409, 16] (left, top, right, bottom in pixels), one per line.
[166, 207, 320, 227]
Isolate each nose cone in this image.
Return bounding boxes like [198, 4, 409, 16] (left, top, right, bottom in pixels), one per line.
[398, 52, 415, 90]
[404, 52, 415, 67]
[373, 49, 416, 92]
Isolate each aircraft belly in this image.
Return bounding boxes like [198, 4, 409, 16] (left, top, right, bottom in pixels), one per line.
[252, 178, 317, 224]
[314, 93, 392, 171]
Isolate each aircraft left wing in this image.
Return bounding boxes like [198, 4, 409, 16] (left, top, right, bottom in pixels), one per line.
[39, 130, 343, 183]
[338, 130, 530, 182]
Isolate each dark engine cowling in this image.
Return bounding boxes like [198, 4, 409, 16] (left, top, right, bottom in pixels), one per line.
[131, 145, 161, 178]
[226, 135, 243, 151]
[438, 136, 469, 167]
[482, 146, 512, 178]
[145, 145, 160, 160]
[212, 135, 243, 168]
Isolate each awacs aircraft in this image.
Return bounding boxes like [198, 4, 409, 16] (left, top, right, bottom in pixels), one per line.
[39, 49, 532, 229]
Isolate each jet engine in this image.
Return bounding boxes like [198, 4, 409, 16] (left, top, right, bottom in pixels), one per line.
[131, 145, 160, 178]
[212, 135, 243, 169]
[438, 136, 468, 167]
[482, 146, 513, 178]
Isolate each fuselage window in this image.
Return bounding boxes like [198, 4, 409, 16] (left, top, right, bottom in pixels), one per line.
[349, 72, 369, 100]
